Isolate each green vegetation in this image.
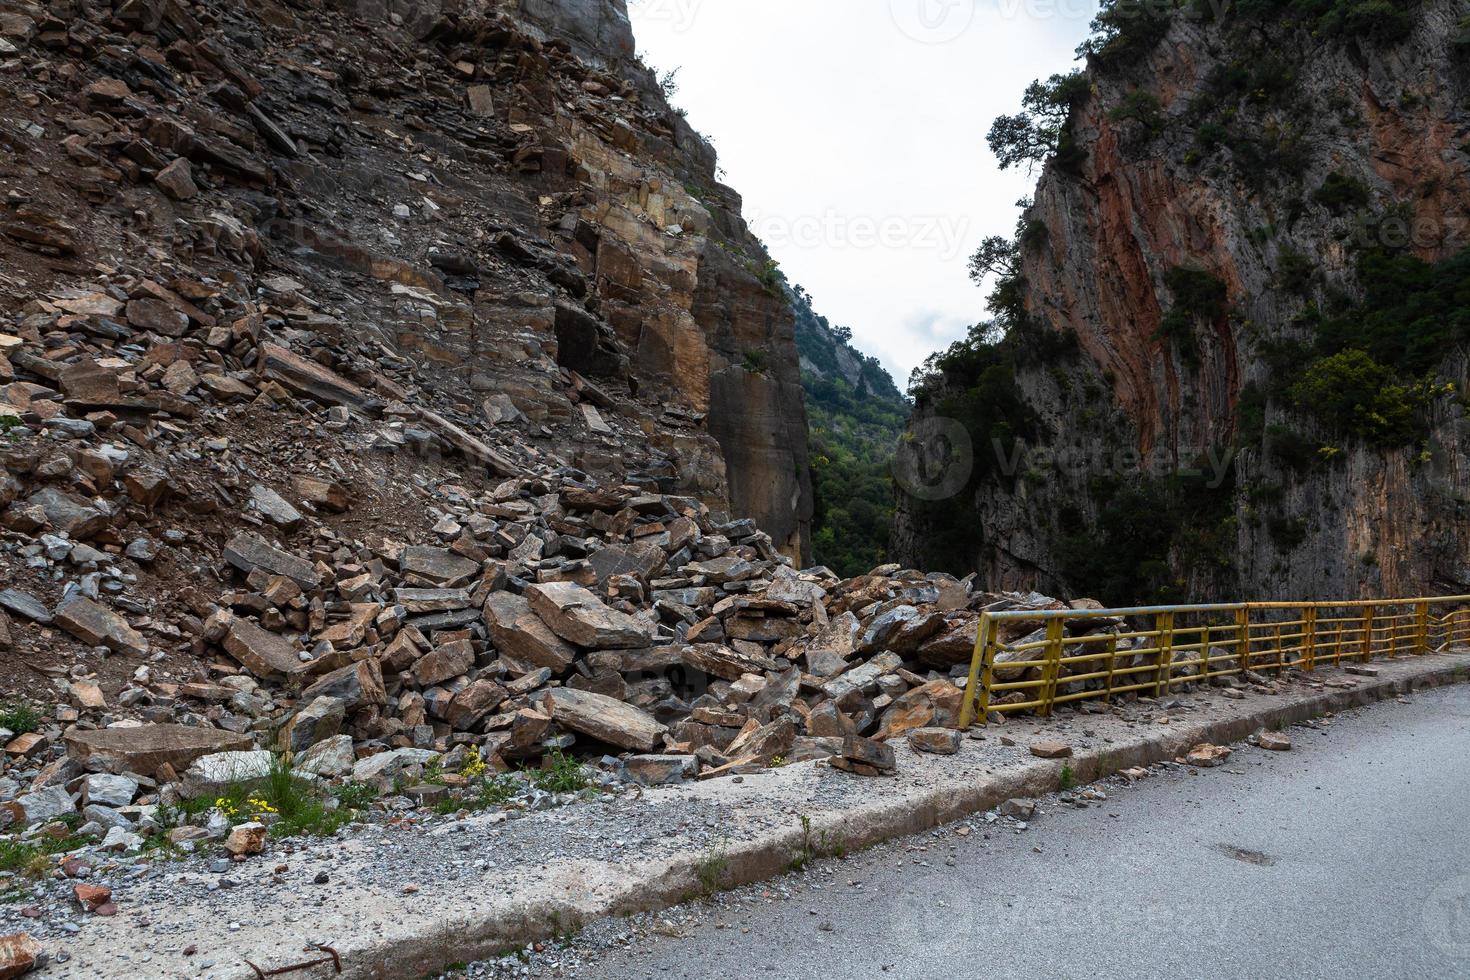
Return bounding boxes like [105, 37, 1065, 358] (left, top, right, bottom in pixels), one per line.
[695, 845, 731, 896]
[1060, 764, 1075, 791]
[791, 284, 909, 578]
[530, 748, 591, 794]
[789, 814, 847, 872]
[170, 755, 359, 841]
[1, 828, 92, 883]
[987, 71, 1090, 174]
[1157, 266, 1229, 366]
[0, 701, 40, 735]
[1314, 171, 1372, 212]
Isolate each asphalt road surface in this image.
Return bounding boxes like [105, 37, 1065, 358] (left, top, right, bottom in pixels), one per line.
[588, 684, 1470, 980]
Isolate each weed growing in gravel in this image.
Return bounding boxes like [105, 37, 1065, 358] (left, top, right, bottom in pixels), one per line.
[174, 755, 356, 841]
[0, 701, 40, 735]
[333, 782, 379, 811]
[789, 815, 847, 871]
[695, 845, 731, 896]
[432, 773, 521, 817]
[531, 749, 591, 794]
[0, 830, 90, 883]
[1060, 763, 1076, 791]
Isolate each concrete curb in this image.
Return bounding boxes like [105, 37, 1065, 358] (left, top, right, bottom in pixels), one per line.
[60, 653, 1470, 979]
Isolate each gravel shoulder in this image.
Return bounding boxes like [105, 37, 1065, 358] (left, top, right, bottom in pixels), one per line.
[13, 651, 1470, 979]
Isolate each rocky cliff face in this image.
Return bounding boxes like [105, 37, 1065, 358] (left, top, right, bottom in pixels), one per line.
[0, 0, 810, 561]
[898, 0, 1470, 602]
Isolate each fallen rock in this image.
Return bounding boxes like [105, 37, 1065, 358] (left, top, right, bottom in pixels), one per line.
[1257, 732, 1292, 752]
[72, 884, 111, 913]
[527, 581, 657, 649]
[1029, 741, 1073, 760]
[1000, 798, 1037, 820]
[181, 751, 274, 797]
[0, 933, 42, 978]
[54, 597, 149, 656]
[1186, 743, 1231, 768]
[278, 696, 345, 754]
[296, 735, 354, 778]
[623, 754, 699, 786]
[300, 660, 386, 711]
[248, 485, 303, 530]
[65, 725, 252, 779]
[907, 727, 962, 755]
[224, 822, 267, 857]
[483, 592, 577, 672]
[217, 612, 307, 678]
[831, 734, 896, 776]
[542, 687, 666, 751]
[224, 532, 321, 590]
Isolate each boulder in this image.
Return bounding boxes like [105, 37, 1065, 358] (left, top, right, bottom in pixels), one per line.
[908, 727, 962, 755]
[12, 785, 74, 825]
[398, 546, 478, 587]
[65, 725, 253, 778]
[224, 532, 321, 590]
[217, 612, 307, 678]
[54, 597, 148, 656]
[624, 754, 699, 786]
[410, 639, 475, 687]
[483, 592, 577, 672]
[351, 748, 440, 782]
[81, 774, 138, 809]
[300, 660, 385, 711]
[224, 822, 267, 857]
[527, 581, 657, 649]
[296, 735, 354, 778]
[181, 750, 274, 796]
[681, 642, 778, 682]
[248, 485, 303, 530]
[26, 488, 107, 539]
[278, 696, 345, 754]
[542, 687, 666, 751]
[0, 933, 43, 978]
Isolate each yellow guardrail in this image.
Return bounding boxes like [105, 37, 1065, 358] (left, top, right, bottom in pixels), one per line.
[958, 595, 1470, 728]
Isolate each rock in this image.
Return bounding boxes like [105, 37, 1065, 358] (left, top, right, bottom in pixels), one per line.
[224, 822, 267, 857]
[13, 785, 74, 825]
[467, 84, 495, 115]
[0, 933, 42, 978]
[1000, 798, 1037, 819]
[527, 581, 657, 649]
[81, 774, 138, 809]
[65, 725, 252, 779]
[224, 532, 321, 589]
[398, 546, 479, 587]
[98, 827, 143, 852]
[680, 643, 778, 681]
[0, 589, 50, 624]
[217, 612, 307, 678]
[296, 735, 354, 778]
[410, 639, 475, 687]
[73, 884, 111, 913]
[54, 597, 149, 656]
[724, 717, 796, 764]
[351, 748, 439, 783]
[248, 485, 304, 530]
[874, 680, 962, 740]
[624, 754, 699, 785]
[542, 687, 666, 751]
[907, 727, 962, 755]
[1186, 743, 1232, 768]
[182, 751, 274, 796]
[1029, 741, 1073, 760]
[832, 735, 896, 776]
[446, 680, 507, 730]
[257, 343, 384, 417]
[154, 157, 198, 200]
[291, 475, 351, 513]
[483, 592, 577, 672]
[301, 660, 386, 711]
[278, 696, 345, 753]
[1257, 732, 1292, 752]
[3, 733, 44, 759]
[26, 488, 107, 539]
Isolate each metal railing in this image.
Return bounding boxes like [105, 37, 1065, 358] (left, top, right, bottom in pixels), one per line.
[958, 595, 1470, 727]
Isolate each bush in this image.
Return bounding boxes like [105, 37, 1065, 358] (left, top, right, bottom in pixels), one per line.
[1314, 171, 1371, 212]
[1109, 91, 1163, 133]
[1290, 349, 1418, 445]
[0, 701, 40, 735]
[1156, 266, 1228, 366]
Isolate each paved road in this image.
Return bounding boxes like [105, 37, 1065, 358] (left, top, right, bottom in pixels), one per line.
[587, 684, 1470, 980]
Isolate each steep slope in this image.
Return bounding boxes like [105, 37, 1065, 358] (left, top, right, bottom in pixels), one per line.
[790, 283, 908, 577]
[898, 0, 1470, 603]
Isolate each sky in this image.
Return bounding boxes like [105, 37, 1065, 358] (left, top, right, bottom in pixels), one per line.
[627, 0, 1099, 390]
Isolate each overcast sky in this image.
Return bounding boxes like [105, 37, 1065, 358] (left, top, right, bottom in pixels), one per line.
[627, 0, 1097, 390]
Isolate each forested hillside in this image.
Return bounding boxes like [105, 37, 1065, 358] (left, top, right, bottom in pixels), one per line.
[789, 285, 910, 577]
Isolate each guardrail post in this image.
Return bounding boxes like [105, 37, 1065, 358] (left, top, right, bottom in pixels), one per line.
[1104, 633, 1118, 702]
[1361, 607, 1375, 662]
[1154, 612, 1175, 696]
[1303, 606, 1317, 672]
[1236, 608, 1250, 676]
[959, 615, 995, 728]
[1416, 602, 1430, 655]
[1041, 619, 1065, 717]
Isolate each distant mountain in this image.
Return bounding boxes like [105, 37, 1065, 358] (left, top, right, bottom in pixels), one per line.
[789, 284, 910, 578]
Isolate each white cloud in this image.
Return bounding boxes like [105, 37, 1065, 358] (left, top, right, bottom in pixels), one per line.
[629, 0, 1097, 385]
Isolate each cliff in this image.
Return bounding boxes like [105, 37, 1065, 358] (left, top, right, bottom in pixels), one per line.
[898, 0, 1470, 602]
[0, 0, 810, 560]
